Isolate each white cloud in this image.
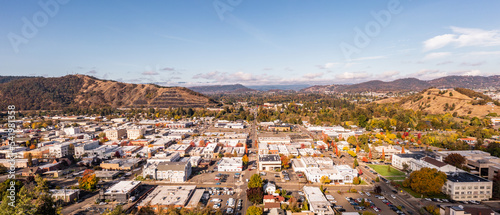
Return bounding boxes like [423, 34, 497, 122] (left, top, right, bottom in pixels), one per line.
[449, 70, 482, 76]
[423, 26, 500, 51]
[317, 62, 341, 69]
[335, 72, 372, 80]
[379, 71, 400, 79]
[142, 71, 159, 76]
[302, 72, 324, 79]
[193, 71, 221, 79]
[407, 69, 482, 80]
[423, 52, 452, 61]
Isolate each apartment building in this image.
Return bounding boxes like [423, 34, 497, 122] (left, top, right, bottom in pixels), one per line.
[105, 128, 127, 140]
[127, 127, 145, 140]
[74, 140, 100, 157]
[142, 161, 192, 182]
[49, 142, 72, 158]
[443, 172, 492, 201]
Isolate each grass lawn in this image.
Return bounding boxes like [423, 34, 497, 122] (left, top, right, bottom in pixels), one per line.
[368, 165, 405, 177]
[385, 176, 407, 181]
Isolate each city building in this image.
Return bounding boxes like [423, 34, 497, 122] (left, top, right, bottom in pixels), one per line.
[50, 189, 80, 202]
[105, 128, 127, 140]
[410, 157, 461, 172]
[303, 186, 334, 215]
[217, 157, 243, 172]
[74, 140, 100, 157]
[443, 172, 492, 201]
[201, 143, 219, 159]
[63, 127, 82, 135]
[100, 158, 141, 171]
[143, 161, 192, 182]
[100, 181, 141, 202]
[437, 150, 500, 178]
[49, 142, 72, 158]
[127, 127, 145, 140]
[156, 161, 192, 182]
[439, 205, 494, 215]
[392, 153, 427, 169]
[258, 154, 281, 171]
[95, 171, 120, 181]
[137, 185, 197, 212]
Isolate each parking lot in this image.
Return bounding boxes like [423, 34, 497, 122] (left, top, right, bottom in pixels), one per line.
[321, 190, 409, 214]
[204, 187, 243, 214]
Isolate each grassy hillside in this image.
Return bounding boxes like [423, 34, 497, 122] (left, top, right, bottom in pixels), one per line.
[377, 88, 500, 117]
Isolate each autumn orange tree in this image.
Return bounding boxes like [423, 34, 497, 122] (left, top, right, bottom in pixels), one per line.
[402, 167, 447, 195]
[79, 169, 99, 191]
[280, 154, 290, 169]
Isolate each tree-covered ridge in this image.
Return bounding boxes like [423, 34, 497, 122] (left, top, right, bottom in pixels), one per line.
[0, 75, 84, 110]
[0, 75, 218, 110]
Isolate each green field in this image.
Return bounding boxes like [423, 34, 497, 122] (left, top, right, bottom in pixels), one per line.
[385, 176, 407, 181]
[368, 165, 405, 177]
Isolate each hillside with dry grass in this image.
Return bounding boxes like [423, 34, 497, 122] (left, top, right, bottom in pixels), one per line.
[0, 75, 218, 110]
[376, 88, 500, 117]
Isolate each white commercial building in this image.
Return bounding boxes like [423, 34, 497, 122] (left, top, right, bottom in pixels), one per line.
[105, 128, 127, 140]
[258, 154, 281, 171]
[217, 157, 243, 172]
[63, 127, 82, 135]
[49, 142, 72, 158]
[444, 172, 492, 201]
[127, 127, 145, 140]
[74, 140, 100, 157]
[303, 186, 334, 215]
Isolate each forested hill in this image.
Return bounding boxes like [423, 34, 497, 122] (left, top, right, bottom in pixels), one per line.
[301, 75, 500, 93]
[189, 84, 257, 94]
[0, 75, 218, 110]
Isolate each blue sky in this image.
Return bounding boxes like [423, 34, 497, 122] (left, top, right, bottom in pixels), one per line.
[1, 0, 500, 86]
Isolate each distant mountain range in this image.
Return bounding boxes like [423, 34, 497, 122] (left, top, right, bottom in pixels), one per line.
[301, 75, 500, 93]
[188, 84, 257, 94]
[0, 75, 217, 110]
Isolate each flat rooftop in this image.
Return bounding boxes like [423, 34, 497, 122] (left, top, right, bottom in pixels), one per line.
[50, 189, 79, 195]
[104, 181, 141, 194]
[447, 172, 490, 183]
[259, 154, 280, 162]
[138, 185, 196, 207]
